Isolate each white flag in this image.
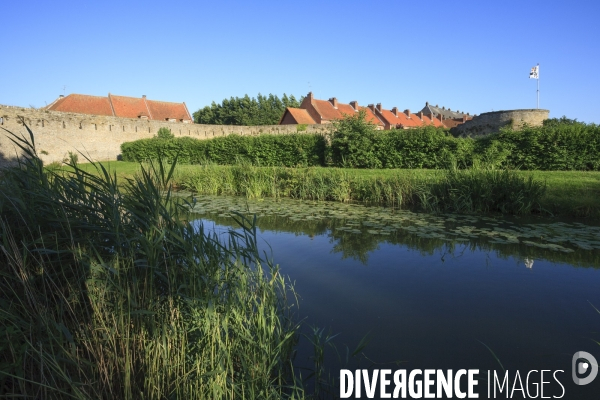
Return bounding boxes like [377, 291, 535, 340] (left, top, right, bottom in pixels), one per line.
[529, 65, 539, 79]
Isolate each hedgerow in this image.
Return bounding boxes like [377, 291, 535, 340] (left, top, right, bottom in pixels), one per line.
[120, 114, 600, 171]
[121, 134, 326, 167]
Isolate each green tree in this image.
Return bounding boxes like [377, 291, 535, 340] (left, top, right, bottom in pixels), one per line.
[156, 127, 174, 139]
[193, 93, 304, 126]
[330, 110, 382, 168]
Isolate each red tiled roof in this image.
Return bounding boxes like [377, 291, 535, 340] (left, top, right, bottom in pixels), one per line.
[312, 99, 343, 121]
[359, 107, 384, 127]
[377, 109, 421, 128]
[109, 94, 150, 119]
[429, 115, 444, 128]
[308, 98, 384, 127]
[146, 100, 191, 121]
[45, 93, 191, 121]
[284, 108, 316, 124]
[442, 119, 466, 129]
[420, 114, 434, 126]
[336, 103, 356, 117]
[46, 94, 113, 116]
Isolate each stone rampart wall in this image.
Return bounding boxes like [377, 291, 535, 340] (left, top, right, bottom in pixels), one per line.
[0, 105, 330, 167]
[452, 109, 549, 137]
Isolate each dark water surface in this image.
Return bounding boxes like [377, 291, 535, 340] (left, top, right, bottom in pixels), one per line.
[191, 196, 600, 399]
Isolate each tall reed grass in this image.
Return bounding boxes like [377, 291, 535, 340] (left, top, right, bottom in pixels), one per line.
[0, 128, 306, 399]
[177, 162, 546, 215]
[417, 163, 547, 214]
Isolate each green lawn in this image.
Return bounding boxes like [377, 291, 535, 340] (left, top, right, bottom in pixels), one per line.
[68, 161, 600, 219]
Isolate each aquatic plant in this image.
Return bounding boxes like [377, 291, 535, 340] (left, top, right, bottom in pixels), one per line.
[418, 163, 547, 214]
[0, 128, 305, 399]
[179, 163, 545, 215]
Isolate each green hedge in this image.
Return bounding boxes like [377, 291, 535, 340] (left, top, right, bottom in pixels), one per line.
[120, 115, 600, 171]
[328, 112, 600, 170]
[477, 122, 600, 170]
[121, 134, 326, 167]
[329, 112, 474, 169]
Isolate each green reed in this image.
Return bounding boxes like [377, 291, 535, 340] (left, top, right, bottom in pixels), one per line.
[0, 128, 307, 399]
[178, 163, 545, 215]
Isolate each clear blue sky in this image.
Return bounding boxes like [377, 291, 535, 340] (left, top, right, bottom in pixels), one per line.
[2, 0, 599, 123]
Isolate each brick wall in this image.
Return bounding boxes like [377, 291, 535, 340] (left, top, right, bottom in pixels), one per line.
[0, 105, 330, 167]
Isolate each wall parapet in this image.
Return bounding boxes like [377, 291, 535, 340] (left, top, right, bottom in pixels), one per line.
[452, 109, 549, 137]
[0, 105, 330, 167]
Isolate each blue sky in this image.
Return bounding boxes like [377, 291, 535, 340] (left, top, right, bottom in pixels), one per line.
[2, 0, 599, 123]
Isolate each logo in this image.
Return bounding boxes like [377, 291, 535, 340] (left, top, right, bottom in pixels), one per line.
[572, 351, 598, 385]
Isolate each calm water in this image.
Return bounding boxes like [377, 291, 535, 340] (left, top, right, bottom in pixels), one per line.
[191, 196, 600, 399]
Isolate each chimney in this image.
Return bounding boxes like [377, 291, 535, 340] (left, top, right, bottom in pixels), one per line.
[376, 103, 382, 112]
[426, 101, 429, 106]
[436, 104, 439, 107]
[307, 92, 314, 101]
[391, 107, 398, 116]
[349, 100, 359, 111]
[142, 95, 146, 98]
[329, 97, 338, 108]
[437, 114, 443, 122]
[368, 104, 376, 112]
[404, 109, 411, 117]
[59, 95, 64, 98]
[418, 111, 423, 120]
[442, 106, 445, 110]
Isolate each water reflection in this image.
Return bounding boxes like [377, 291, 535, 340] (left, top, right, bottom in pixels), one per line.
[190, 195, 600, 399]
[189, 195, 600, 268]
[525, 258, 534, 269]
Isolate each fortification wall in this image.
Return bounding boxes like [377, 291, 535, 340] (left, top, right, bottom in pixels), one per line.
[0, 105, 330, 167]
[452, 109, 549, 137]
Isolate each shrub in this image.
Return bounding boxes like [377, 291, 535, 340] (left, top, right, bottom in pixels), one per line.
[121, 114, 600, 171]
[329, 110, 381, 168]
[156, 127, 174, 139]
[122, 134, 326, 167]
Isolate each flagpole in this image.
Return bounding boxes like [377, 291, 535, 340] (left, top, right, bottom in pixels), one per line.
[537, 63, 539, 109]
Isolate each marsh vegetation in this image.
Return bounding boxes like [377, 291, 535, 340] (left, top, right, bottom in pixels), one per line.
[0, 131, 311, 399]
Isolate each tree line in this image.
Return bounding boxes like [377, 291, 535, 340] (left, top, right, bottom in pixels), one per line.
[193, 93, 304, 126]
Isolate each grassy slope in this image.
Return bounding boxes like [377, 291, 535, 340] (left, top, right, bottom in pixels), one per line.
[70, 162, 600, 218]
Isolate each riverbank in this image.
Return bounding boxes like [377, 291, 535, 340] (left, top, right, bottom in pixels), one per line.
[1, 153, 306, 398]
[72, 162, 600, 219]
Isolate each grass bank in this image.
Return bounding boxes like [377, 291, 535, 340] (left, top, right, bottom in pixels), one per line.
[72, 161, 600, 218]
[0, 134, 311, 398]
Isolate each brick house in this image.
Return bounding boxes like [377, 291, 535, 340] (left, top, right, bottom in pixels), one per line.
[368, 103, 446, 130]
[46, 93, 193, 123]
[279, 92, 385, 129]
[419, 102, 473, 128]
[280, 93, 467, 130]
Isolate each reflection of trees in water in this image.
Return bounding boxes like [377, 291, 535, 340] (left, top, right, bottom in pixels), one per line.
[198, 213, 600, 268]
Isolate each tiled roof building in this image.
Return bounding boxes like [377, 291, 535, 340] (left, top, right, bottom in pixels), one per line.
[279, 108, 316, 124]
[280, 92, 385, 129]
[369, 103, 445, 130]
[46, 93, 193, 123]
[419, 101, 474, 129]
[280, 93, 465, 130]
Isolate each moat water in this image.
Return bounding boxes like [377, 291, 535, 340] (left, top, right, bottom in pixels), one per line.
[191, 196, 600, 398]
